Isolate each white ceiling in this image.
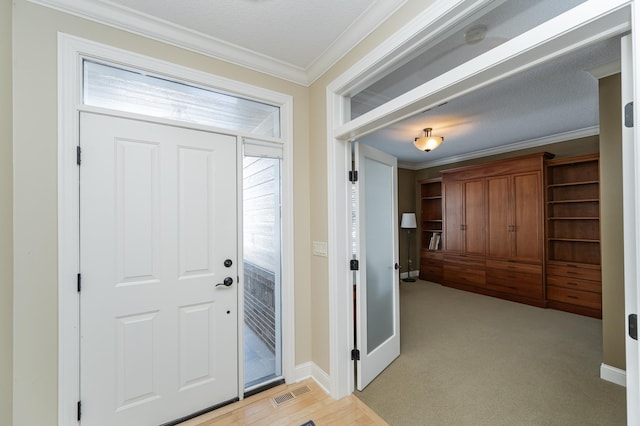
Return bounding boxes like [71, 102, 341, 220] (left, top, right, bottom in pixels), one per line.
[29, 0, 406, 84]
[29, 0, 623, 167]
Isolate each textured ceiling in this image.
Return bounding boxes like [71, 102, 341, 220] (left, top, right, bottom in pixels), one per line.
[358, 37, 620, 165]
[104, 0, 383, 69]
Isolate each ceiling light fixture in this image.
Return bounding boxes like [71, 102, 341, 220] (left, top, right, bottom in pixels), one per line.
[414, 128, 443, 152]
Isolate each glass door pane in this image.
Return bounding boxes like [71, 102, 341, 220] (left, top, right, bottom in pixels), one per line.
[243, 156, 282, 389]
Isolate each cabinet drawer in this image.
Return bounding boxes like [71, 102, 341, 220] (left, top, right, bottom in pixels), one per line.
[486, 280, 543, 299]
[444, 254, 484, 268]
[547, 264, 601, 281]
[547, 275, 601, 293]
[444, 266, 485, 286]
[420, 264, 443, 279]
[547, 286, 601, 310]
[486, 259, 541, 275]
[486, 268, 542, 286]
[422, 250, 444, 261]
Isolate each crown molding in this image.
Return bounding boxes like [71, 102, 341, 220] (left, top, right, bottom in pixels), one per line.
[397, 126, 600, 170]
[27, 0, 309, 84]
[26, 0, 407, 86]
[305, 0, 408, 85]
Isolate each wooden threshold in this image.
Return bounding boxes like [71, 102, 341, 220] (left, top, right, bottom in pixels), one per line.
[177, 378, 388, 426]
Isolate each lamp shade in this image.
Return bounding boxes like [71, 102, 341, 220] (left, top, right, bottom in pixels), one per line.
[400, 213, 417, 229]
[414, 127, 443, 152]
[414, 135, 443, 152]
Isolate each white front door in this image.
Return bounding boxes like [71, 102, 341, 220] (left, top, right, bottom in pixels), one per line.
[79, 113, 238, 425]
[355, 143, 400, 390]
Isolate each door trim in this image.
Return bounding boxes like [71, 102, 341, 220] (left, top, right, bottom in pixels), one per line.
[327, 0, 634, 400]
[58, 34, 295, 425]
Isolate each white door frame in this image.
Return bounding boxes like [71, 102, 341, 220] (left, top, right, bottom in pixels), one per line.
[326, 0, 636, 404]
[57, 34, 295, 425]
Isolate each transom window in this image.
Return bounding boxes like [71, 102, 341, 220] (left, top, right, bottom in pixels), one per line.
[83, 60, 281, 138]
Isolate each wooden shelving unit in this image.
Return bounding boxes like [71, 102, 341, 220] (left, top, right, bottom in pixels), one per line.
[419, 178, 443, 283]
[545, 154, 601, 318]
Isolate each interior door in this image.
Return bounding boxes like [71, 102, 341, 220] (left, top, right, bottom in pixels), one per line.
[355, 143, 400, 390]
[621, 33, 639, 425]
[79, 113, 238, 425]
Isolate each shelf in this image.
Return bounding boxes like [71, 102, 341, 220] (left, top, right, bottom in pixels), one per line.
[423, 219, 443, 223]
[423, 229, 443, 233]
[421, 196, 442, 200]
[548, 238, 600, 243]
[548, 217, 599, 220]
[547, 180, 599, 188]
[547, 199, 599, 204]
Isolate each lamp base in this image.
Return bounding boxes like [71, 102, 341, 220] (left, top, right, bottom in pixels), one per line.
[402, 277, 416, 282]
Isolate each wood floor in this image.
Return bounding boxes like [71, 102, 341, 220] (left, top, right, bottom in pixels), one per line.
[179, 379, 388, 426]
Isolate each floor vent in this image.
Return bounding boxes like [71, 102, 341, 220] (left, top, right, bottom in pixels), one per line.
[291, 385, 311, 397]
[272, 385, 311, 407]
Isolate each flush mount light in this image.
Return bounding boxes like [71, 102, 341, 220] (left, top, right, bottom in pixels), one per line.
[414, 128, 443, 152]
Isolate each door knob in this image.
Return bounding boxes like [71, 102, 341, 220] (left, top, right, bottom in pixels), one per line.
[394, 263, 400, 270]
[216, 277, 234, 287]
[224, 259, 233, 267]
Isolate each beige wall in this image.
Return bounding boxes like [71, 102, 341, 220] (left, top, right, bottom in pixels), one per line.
[600, 73, 625, 370]
[398, 168, 418, 275]
[306, 0, 438, 372]
[11, 1, 311, 423]
[1, 0, 13, 424]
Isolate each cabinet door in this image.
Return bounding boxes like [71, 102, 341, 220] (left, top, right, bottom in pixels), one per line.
[486, 175, 511, 258]
[464, 179, 486, 255]
[443, 181, 463, 253]
[513, 172, 542, 261]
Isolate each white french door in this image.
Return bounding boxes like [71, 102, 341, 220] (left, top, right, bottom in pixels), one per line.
[354, 143, 400, 390]
[79, 113, 238, 425]
[622, 33, 639, 425]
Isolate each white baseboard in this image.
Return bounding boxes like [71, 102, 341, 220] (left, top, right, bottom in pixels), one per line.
[600, 363, 626, 387]
[294, 361, 331, 394]
[400, 269, 420, 279]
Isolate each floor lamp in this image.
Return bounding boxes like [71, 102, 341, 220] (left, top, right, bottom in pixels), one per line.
[401, 213, 417, 282]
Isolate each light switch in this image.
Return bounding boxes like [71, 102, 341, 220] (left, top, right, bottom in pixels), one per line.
[313, 241, 328, 257]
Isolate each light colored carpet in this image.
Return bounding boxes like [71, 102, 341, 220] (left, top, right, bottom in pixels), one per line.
[355, 280, 626, 425]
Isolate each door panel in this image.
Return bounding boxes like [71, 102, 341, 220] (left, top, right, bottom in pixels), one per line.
[513, 172, 542, 261]
[621, 32, 639, 424]
[80, 113, 238, 425]
[444, 181, 463, 253]
[355, 143, 400, 390]
[487, 176, 511, 258]
[464, 179, 486, 255]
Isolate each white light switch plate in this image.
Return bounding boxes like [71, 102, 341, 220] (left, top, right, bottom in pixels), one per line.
[312, 241, 328, 257]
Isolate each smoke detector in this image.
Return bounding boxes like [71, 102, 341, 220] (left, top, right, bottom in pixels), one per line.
[464, 25, 487, 45]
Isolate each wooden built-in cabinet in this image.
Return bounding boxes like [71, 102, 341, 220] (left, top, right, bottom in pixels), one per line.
[419, 178, 443, 283]
[440, 152, 552, 307]
[545, 154, 601, 318]
[418, 152, 601, 317]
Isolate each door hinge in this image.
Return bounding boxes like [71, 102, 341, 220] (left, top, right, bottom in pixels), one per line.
[76, 146, 82, 166]
[630, 314, 637, 340]
[351, 349, 360, 361]
[77, 273, 81, 293]
[350, 259, 359, 271]
[349, 170, 358, 183]
[625, 102, 634, 128]
[77, 400, 82, 421]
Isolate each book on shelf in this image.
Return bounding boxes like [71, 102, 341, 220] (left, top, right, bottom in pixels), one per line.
[428, 232, 441, 251]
